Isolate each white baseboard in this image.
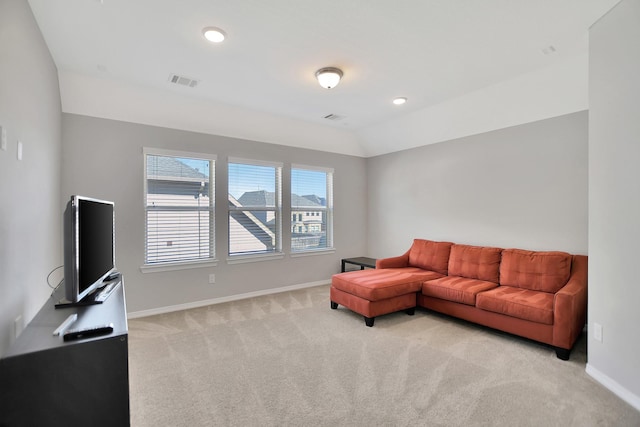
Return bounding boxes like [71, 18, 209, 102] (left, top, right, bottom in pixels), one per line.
[127, 280, 330, 319]
[586, 363, 640, 412]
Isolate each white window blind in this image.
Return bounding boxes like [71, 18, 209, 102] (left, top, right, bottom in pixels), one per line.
[144, 150, 215, 265]
[291, 165, 333, 252]
[228, 158, 282, 256]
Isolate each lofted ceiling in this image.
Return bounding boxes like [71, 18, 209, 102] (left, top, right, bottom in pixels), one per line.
[28, 0, 619, 157]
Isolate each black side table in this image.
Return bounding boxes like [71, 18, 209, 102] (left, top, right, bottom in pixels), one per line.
[341, 257, 377, 272]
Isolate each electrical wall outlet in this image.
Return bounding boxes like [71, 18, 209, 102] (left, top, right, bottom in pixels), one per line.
[593, 322, 603, 342]
[1, 125, 7, 151]
[208, 274, 215, 284]
[13, 315, 23, 341]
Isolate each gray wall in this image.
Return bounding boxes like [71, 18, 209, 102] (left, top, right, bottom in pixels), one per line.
[0, 0, 62, 356]
[61, 114, 367, 313]
[588, 0, 640, 408]
[366, 111, 588, 257]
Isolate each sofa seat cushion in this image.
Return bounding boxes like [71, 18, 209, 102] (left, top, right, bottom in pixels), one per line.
[448, 244, 502, 283]
[422, 276, 499, 306]
[408, 239, 454, 275]
[476, 286, 554, 325]
[332, 268, 442, 302]
[500, 249, 572, 293]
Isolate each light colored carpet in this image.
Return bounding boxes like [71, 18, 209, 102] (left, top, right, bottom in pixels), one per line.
[128, 284, 640, 426]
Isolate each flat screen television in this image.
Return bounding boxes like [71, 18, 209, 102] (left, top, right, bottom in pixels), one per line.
[63, 195, 116, 304]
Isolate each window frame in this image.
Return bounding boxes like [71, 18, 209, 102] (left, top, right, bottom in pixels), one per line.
[227, 157, 283, 263]
[290, 164, 334, 255]
[141, 147, 217, 273]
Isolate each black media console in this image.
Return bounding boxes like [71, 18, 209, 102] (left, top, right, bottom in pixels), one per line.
[0, 276, 130, 426]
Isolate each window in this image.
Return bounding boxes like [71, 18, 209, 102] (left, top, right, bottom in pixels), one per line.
[291, 165, 333, 252]
[228, 158, 282, 257]
[144, 148, 215, 266]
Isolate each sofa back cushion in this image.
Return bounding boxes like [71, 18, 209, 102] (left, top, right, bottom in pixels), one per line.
[447, 244, 502, 283]
[500, 249, 572, 293]
[408, 239, 453, 275]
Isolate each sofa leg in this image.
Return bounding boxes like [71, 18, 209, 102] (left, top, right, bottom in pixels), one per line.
[405, 307, 415, 316]
[364, 317, 375, 327]
[555, 347, 570, 361]
[330, 301, 338, 309]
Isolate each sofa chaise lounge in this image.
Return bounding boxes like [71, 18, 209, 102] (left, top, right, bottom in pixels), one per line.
[330, 239, 588, 360]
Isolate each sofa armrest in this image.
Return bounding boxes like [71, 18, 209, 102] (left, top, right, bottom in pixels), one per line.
[553, 255, 588, 349]
[376, 250, 410, 269]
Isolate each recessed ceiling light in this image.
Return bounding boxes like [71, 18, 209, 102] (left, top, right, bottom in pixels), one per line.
[202, 27, 226, 43]
[393, 97, 407, 105]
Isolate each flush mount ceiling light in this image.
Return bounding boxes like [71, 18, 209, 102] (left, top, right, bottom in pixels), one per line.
[393, 97, 407, 105]
[315, 67, 343, 89]
[202, 27, 226, 43]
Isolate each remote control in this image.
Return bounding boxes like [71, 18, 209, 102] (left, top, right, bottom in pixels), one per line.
[104, 272, 120, 282]
[63, 323, 114, 341]
[53, 314, 78, 336]
[94, 282, 118, 302]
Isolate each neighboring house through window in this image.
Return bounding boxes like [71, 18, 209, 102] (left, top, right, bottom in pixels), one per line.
[143, 152, 331, 267]
[143, 148, 215, 266]
[291, 165, 333, 252]
[228, 158, 282, 257]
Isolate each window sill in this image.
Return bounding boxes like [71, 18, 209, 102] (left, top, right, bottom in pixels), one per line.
[290, 248, 336, 258]
[140, 259, 218, 273]
[226, 252, 284, 265]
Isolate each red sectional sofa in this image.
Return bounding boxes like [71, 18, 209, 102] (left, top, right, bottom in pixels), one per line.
[330, 239, 588, 360]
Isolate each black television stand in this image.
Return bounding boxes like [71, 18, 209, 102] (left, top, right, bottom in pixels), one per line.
[0, 275, 130, 426]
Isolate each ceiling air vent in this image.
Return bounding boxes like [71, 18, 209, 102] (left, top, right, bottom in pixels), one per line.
[168, 73, 199, 88]
[323, 113, 345, 121]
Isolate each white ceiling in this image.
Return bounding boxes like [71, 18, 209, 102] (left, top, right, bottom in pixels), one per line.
[28, 0, 619, 157]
